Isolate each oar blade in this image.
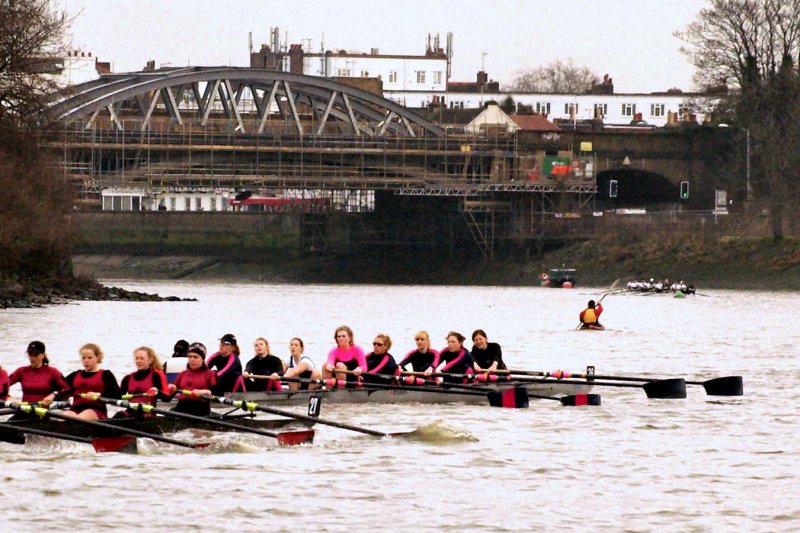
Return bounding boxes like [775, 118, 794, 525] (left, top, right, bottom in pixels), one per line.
[486, 386, 529, 408]
[643, 378, 687, 399]
[559, 393, 601, 406]
[702, 376, 743, 396]
[276, 430, 315, 446]
[92, 436, 138, 454]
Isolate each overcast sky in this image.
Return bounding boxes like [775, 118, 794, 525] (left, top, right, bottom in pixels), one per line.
[58, 0, 708, 93]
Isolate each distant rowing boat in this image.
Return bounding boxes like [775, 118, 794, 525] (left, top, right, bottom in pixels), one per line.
[0, 413, 308, 445]
[228, 381, 593, 406]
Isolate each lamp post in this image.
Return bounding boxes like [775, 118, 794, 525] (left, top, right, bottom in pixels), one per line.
[741, 127, 752, 201]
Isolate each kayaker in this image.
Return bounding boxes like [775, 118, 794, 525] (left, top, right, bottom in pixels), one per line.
[206, 333, 245, 395]
[243, 337, 284, 392]
[272, 337, 320, 391]
[323, 325, 367, 381]
[8, 341, 70, 406]
[579, 300, 604, 329]
[470, 329, 507, 372]
[436, 332, 474, 383]
[364, 334, 399, 384]
[61, 343, 121, 420]
[398, 331, 440, 376]
[170, 342, 217, 416]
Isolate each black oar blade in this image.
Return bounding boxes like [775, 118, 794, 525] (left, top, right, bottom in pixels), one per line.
[92, 436, 138, 454]
[559, 393, 601, 406]
[486, 386, 529, 408]
[276, 430, 315, 446]
[703, 376, 743, 396]
[643, 378, 687, 399]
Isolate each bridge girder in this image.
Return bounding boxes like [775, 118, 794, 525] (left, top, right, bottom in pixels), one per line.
[48, 67, 444, 138]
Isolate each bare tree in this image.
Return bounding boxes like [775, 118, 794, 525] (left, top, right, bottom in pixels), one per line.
[0, 0, 74, 277]
[677, 0, 800, 240]
[0, 0, 70, 126]
[506, 59, 599, 93]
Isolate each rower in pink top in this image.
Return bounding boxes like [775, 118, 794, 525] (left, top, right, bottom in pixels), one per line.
[323, 325, 367, 381]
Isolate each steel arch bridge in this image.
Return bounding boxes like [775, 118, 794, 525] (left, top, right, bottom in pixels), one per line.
[47, 66, 444, 137]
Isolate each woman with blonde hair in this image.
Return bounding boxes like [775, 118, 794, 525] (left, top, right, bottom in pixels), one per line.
[115, 346, 171, 418]
[398, 331, 440, 377]
[323, 325, 366, 381]
[62, 343, 121, 420]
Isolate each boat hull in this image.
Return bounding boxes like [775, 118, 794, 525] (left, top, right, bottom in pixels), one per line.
[228, 382, 593, 406]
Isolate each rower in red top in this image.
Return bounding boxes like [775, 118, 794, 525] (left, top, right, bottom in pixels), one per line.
[579, 299, 604, 330]
[115, 346, 171, 418]
[61, 343, 121, 420]
[0, 364, 9, 401]
[323, 325, 367, 382]
[169, 342, 217, 416]
[8, 341, 70, 407]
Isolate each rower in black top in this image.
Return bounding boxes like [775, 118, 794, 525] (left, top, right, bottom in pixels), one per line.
[364, 334, 399, 384]
[243, 337, 284, 391]
[470, 329, 507, 372]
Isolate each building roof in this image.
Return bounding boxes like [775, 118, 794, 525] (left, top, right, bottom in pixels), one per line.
[509, 114, 560, 132]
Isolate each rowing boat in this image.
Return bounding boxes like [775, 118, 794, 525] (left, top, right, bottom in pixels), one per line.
[0, 413, 309, 445]
[227, 381, 593, 406]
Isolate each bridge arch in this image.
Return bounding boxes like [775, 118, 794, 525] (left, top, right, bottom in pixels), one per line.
[597, 168, 681, 206]
[48, 67, 444, 137]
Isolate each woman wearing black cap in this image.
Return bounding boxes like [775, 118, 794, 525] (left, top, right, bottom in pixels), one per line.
[206, 333, 244, 395]
[170, 342, 218, 416]
[8, 341, 70, 406]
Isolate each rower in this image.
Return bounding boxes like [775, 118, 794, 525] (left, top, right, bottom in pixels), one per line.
[169, 342, 217, 416]
[61, 343, 121, 420]
[0, 364, 9, 401]
[470, 329, 506, 373]
[273, 337, 320, 392]
[398, 331, 439, 377]
[207, 333, 245, 395]
[579, 300, 604, 330]
[115, 346, 172, 418]
[243, 337, 284, 392]
[364, 334, 399, 384]
[323, 325, 367, 383]
[436, 332, 474, 383]
[7, 341, 70, 416]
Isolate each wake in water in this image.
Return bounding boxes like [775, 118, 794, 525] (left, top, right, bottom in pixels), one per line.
[393, 420, 478, 443]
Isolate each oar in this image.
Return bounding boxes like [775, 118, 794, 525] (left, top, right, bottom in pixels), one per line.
[400, 371, 599, 406]
[188, 389, 407, 438]
[82, 394, 314, 446]
[1, 400, 210, 449]
[0, 422, 139, 454]
[503, 369, 742, 396]
[496, 375, 687, 399]
[576, 278, 621, 330]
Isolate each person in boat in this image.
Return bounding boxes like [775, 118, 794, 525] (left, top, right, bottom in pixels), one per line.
[243, 337, 284, 392]
[364, 334, 399, 384]
[206, 333, 245, 395]
[398, 331, 440, 377]
[172, 339, 189, 358]
[0, 365, 9, 401]
[436, 332, 475, 383]
[270, 337, 320, 392]
[579, 300, 604, 330]
[115, 346, 172, 418]
[61, 343, 121, 420]
[8, 341, 70, 410]
[169, 342, 217, 416]
[323, 325, 367, 382]
[470, 330, 507, 373]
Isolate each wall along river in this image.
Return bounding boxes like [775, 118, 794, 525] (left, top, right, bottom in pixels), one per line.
[1, 281, 798, 531]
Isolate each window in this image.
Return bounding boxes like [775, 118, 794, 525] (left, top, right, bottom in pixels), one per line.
[433, 71, 442, 84]
[335, 68, 351, 77]
[360, 70, 369, 77]
[209, 198, 216, 211]
[565, 103, 578, 115]
[416, 71, 426, 84]
[622, 103, 636, 116]
[449, 101, 464, 109]
[112, 196, 122, 211]
[650, 104, 665, 117]
[132, 197, 141, 211]
[535, 102, 551, 115]
[169, 197, 177, 211]
[195, 197, 202, 210]
[184, 197, 191, 211]
[389, 70, 397, 83]
[594, 103, 608, 117]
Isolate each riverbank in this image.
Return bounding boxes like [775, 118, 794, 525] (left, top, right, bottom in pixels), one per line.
[71, 234, 800, 290]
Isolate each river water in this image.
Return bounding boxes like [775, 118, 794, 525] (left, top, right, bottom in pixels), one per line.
[1, 281, 798, 532]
